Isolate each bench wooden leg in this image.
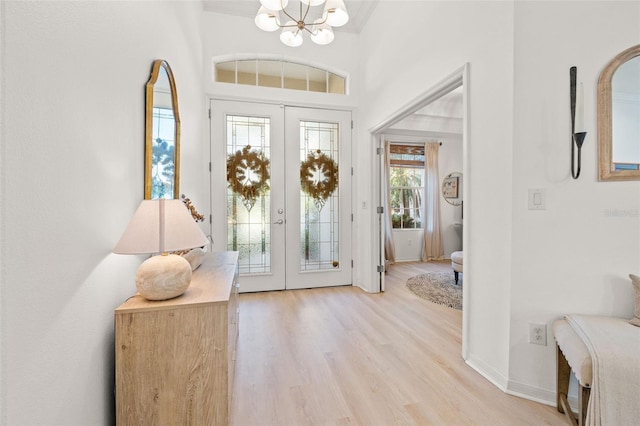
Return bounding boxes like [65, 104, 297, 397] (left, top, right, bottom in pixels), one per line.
[557, 344, 571, 413]
[454, 271, 459, 284]
[578, 384, 591, 426]
[557, 344, 578, 425]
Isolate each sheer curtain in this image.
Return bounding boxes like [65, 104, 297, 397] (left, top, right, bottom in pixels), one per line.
[384, 141, 396, 264]
[422, 142, 444, 261]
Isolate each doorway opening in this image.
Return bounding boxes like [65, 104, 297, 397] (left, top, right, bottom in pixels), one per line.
[370, 64, 469, 359]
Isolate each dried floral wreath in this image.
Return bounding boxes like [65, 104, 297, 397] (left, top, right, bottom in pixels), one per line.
[227, 145, 270, 211]
[300, 149, 338, 211]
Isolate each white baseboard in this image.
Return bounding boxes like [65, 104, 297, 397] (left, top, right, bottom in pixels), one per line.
[465, 353, 509, 391]
[467, 354, 559, 408]
[506, 379, 556, 406]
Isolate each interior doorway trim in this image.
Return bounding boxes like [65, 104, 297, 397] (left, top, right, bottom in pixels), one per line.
[370, 65, 466, 134]
[369, 63, 470, 360]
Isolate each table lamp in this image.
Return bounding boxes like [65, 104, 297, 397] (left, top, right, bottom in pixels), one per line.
[113, 198, 209, 300]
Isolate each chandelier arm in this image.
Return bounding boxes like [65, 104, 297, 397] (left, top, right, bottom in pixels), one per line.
[301, 1, 312, 23]
[280, 7, 297, 23]
[278, 0, 316, 29]
[303, 25, 318, 35]
[280, 20, 300, 28]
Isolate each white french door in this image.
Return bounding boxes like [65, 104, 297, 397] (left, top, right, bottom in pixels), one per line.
[284, 106, 352, 290]
[210, 100, 352, 292]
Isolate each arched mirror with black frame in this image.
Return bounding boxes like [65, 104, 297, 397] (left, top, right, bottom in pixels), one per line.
[598, 44, 640, 181]
[145, 59, 181, 199]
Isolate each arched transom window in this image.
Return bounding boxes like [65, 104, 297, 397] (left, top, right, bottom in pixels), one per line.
[214, 57, 347, 95]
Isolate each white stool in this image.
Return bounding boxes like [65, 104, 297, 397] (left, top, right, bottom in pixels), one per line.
[451, 251, 463, 284]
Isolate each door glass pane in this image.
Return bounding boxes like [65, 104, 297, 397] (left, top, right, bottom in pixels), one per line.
[257, 60, 282, 88]
[226, 115, 271, 274]
[236, 60, 257, 86]
[215, 62, 236, 84]
[308, 66, 327, 93]
[299, 121, 340, 271]
[328, 72, 346, 94]
[284, 62, 307, 91]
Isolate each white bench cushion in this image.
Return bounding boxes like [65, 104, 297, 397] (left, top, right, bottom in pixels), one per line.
[553, 319, 592, 387]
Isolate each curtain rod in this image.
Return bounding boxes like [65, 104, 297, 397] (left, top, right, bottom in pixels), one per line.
[388, 141, 442, 146]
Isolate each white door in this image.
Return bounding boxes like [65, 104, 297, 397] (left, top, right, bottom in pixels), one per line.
[210, 100, 352, 292]
[284, 106, 352, 289]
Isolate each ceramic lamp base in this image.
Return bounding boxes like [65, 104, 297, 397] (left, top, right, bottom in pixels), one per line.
[135, 254, 192, 300]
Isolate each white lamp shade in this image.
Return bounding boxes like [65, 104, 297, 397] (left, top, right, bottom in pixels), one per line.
[280, 22, 303, 47]
[310, 19, 334, 45]
[323, 0, 349, 27]
[255, 6, 280, 31]
[114, 199, 208, 254]
[260, 0, 287, 11]
[300, 0, 326, 6]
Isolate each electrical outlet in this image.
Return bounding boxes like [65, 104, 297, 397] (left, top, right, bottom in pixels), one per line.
[528, 322, 547, 346]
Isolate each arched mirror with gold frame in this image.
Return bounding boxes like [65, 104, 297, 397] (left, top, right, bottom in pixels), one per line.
[145, 59, 180, 198]
[598, 44, 640, 181]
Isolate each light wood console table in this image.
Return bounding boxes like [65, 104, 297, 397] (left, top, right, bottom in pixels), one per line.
[115, 251, 239, 425]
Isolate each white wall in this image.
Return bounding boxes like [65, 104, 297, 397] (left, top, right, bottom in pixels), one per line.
[508, 1, 640, 402]
[392, 230, 423, 261]
[1, 1, 204, 423]
[0, 2, 5, 417]
[359, 0, 515, 389]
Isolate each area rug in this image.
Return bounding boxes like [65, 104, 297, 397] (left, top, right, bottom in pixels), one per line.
[406, 271, 462, 310]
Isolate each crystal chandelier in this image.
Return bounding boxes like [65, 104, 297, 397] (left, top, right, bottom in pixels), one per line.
[255, 0, 349, 47]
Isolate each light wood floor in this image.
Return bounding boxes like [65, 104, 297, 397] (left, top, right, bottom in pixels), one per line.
[231, 261, 565, 425]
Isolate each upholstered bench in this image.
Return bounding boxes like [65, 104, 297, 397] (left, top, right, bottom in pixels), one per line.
[553, 319, 592, 426]
[451, 251, 463, 284]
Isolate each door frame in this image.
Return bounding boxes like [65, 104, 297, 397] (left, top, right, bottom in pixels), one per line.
[369, 63, 470, 360]
[207, 97, 355, 292]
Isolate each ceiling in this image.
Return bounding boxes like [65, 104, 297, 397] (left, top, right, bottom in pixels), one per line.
[202, 0, 380, 34]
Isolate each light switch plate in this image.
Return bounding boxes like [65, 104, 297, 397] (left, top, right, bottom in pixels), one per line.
[528, 188, 546, 210]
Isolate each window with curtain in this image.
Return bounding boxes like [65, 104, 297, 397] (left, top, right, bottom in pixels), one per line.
[389, 144, 425, 229]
